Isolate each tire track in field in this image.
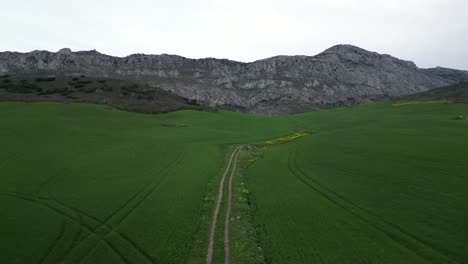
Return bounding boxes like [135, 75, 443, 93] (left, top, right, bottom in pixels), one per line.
[38, 219, 67, 264]
[62, 150, 185, 263]
[0, 152, 21, 170]
[51, 197, 155, 263]
[0, 150, 180, 264]
[290, 151, 461, 263]
[287, 150, 459, 264]
[207, 146, 241, 264]
[58, 224, 83, 264]
[290, 153, 461, 262]
[103, 151, 185, 225]
[1, 192, 131, 264]
[34, 168, 65, 198]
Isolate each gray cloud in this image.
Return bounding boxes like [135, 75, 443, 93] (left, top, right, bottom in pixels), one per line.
[1, 0, 467, 70]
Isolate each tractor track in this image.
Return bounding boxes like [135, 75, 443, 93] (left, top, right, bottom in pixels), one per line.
[287, 150, 459, 264]
[0, 151, 185, 264]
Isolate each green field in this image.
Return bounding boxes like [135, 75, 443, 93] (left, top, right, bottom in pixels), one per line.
[1, 101, 467, 263]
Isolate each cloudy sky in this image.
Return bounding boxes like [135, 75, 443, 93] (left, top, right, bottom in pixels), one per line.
[2, 0, 467, 69]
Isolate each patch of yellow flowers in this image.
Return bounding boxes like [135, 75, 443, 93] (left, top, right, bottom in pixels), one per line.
[263, 131, 309, 145]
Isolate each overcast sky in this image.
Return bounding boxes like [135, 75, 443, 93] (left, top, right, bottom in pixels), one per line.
[2, 0, 467, 70]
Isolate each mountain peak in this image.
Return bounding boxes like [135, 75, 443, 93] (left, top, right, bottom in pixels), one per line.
[319, 44, 418, 69]
[57, 48, 72, 55]
[322, 44, 371, 55]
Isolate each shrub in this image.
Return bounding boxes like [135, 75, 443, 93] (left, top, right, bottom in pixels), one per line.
[77, 80, 93, 85]
[35, 76, 56, 82]
[6, 82, 42, 94]
[102, 85, 113, 91]
[84, 87, 96, 93]
[60, 89, 72, 96]
[185, 98, 199, 105]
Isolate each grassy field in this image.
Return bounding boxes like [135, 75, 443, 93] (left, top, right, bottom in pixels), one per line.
[0, 101, 467, 263]
[247, 102, 468, 263]
[0, 102, 294, 264]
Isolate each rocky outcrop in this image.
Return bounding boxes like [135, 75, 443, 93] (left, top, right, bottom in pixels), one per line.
[0, 45, 463, 114]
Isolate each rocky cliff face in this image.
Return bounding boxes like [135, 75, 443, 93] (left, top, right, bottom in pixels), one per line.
[1, 45, 465, 114]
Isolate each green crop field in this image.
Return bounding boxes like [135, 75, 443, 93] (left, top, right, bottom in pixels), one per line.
[1, 101, 467, 264]
[246, 103, 468, 264]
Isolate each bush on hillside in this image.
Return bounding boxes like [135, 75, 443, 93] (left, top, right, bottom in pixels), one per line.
[35, 76, 56, 82]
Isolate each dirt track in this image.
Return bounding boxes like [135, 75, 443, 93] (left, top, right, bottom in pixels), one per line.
[206, 146, 241, 264]
[224, 146, 241, 264]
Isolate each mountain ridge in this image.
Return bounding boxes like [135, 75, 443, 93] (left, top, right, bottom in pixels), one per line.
[1, 44, 467, 114]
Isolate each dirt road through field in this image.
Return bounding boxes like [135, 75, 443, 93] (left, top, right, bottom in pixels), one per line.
[206, 146, 241, 264]
[223, 146, 241, 264]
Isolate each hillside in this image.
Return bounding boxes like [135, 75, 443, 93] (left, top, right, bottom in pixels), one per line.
[401, 82, 468, 103]
[1, 45, 466, 114]
[0, 74, 205, 113]
[422, 67, 468, 83]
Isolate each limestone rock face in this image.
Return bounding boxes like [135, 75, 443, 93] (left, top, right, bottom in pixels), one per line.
[0, 44, 465, 114]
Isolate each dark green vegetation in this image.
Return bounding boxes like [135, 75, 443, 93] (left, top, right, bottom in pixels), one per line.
[1, 101, 467, 263]
[0, 74, 204, 113]
[401, 82, 468, 104]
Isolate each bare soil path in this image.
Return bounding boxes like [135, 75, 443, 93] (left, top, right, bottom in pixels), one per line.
[223, 146, 241, 264]
[206, 146, 241, 264]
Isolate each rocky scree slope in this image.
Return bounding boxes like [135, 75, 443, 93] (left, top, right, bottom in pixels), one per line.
[0, 45, 466, 114]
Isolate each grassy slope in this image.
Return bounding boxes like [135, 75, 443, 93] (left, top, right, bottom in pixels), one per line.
[0, 101, 467, 263]
[401, 82, 468, 104]
[247, 102, 468, 263]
